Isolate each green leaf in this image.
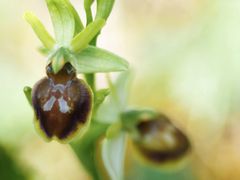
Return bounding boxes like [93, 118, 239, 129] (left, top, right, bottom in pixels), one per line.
[0, 145, 29, 180]
[24, 12, 55, 49]
[94, 89, 111, 110]
[71, 46, 129, 73]
[46, 0, 75, 45]
[102, 132, 126, 180]
[70, 121, 109, 180]
[96, 0, 115, 20]
[95, 71, 131, 123]
[84, 0, 95, 25]
[71, 19, 106, 53]
[23, 86, 32, 106]
[63, 0, 84, 35]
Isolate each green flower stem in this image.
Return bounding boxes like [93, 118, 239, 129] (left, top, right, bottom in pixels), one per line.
[84, 0, 94, 25]
[70, 121, 109, 180]
[84, 15, 99, 94]
[83, 0, 96, 93]
[74, 3, 105, 179]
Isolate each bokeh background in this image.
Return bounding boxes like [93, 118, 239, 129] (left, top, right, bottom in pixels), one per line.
[1, 0, 240, 179]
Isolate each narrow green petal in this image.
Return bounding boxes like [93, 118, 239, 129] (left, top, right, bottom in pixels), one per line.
[24, 12, 55, 49]
[71, 19, 106, 53]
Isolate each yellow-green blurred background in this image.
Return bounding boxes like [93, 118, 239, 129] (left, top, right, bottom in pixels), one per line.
[1, 0, 240, 179]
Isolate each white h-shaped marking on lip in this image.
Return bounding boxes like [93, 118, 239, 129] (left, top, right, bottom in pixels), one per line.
[43, 96, 71, 113]
[43, 80, 72, 112]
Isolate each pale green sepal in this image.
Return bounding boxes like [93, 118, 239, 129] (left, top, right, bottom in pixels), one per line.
[46, 0, 75, 46]
[63, 0, 84, 34]
[24, 12, 55, 49]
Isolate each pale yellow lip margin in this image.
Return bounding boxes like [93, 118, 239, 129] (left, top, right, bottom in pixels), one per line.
[33, 79, 94, 144]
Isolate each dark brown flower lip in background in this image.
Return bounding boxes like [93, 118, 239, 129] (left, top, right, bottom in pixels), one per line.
[32, 63, 93, 141]
[134, 114, 191, 163]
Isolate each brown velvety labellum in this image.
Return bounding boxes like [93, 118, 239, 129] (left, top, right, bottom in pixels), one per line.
[134, 115, 191, 163]
[32, 63, 92, 141]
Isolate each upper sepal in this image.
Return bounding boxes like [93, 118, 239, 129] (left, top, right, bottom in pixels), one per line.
[46, 0, 75, 46]
[23, 12, 55, 49]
